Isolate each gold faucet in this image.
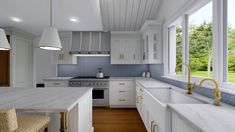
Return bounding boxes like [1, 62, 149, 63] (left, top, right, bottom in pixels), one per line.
[199, 78, 221, 106]
[175, 63, 196, 94]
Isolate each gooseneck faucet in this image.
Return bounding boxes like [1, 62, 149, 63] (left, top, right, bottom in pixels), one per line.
[199, 78, 221, 106]
[175, 63, 195, 94]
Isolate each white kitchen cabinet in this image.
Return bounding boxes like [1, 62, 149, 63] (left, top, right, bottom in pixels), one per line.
[172, 112, 201, 132]
[141, 20, 163, 64]
[44, 80, 69, 87]
[111, 32, 142, 64]
[109, 80, 136, 107]
[52, 32, 77, 64]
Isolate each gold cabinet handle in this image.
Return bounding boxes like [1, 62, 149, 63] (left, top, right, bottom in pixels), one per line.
[151, 121, 154, 132]
[119, 90, 126, 93]
[120, 54, 122, 59]
[119, 99, 126, 102]
[59, 54, 61, 60]
[151, 121, 158, 132]
[133, 54, 136, 60]
[136, 96, 140, 103]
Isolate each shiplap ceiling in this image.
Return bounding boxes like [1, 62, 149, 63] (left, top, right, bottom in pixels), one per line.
[100, 0, 161, 31]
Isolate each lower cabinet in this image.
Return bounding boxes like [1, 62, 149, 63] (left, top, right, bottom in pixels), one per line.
[172, 112, 201, 132]
[109, 80, 136, 108]
[136, 82, 168, 132]
[44, 80, 69, 87]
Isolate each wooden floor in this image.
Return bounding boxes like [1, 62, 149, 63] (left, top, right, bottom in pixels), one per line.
[93, 108, 147, 132]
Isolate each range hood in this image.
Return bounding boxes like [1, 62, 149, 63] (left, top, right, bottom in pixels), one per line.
[70, 31, 110, 56]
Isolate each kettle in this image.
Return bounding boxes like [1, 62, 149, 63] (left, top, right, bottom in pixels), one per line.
[96, 68, 104, 78]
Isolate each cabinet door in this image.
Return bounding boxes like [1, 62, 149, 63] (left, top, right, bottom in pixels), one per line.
[52, 33, 77, 64]
[172, 112, 200, 132]
[111, 39, 122, 64]
[120, 40, 131, 64]
[130, 39, 142, 64]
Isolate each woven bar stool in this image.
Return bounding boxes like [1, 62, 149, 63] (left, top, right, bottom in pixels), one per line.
[0, 109, 50, 132]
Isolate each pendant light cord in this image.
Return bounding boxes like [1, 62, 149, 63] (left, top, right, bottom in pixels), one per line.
[50, 0, 52, 27]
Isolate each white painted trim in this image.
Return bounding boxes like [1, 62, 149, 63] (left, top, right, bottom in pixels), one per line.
[182, 14, 189, 76]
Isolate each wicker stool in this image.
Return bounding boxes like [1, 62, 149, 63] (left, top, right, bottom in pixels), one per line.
[0, 109, 50, 132]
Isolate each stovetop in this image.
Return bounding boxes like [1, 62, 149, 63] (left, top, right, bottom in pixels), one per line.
[71, 76, 110, 79]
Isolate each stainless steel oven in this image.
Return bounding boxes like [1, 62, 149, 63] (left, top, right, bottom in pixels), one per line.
[69, 76, 109, 107]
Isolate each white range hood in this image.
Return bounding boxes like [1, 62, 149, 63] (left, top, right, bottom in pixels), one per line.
[70, 31, 110, 56]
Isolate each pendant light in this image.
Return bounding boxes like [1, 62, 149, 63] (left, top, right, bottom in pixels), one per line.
[39, 0, 62, 50]
[0, 28, 11, 50]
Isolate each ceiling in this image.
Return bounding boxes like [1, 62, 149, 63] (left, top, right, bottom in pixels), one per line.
[0, 0, 162, 35]
[99, 0, 161, 31]
[0, 0, 103, 35]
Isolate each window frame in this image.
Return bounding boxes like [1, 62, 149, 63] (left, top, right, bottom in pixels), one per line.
[163, 0, 235, 92]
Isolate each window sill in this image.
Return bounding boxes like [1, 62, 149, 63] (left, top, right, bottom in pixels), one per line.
[162, 74, 235, 95]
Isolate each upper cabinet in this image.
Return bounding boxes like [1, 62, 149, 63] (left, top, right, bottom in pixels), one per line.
[141, 20, 163, 64]
[111, 32, 142, 64]
[70, 31, 110, 55]
[52, 32, 77, 64]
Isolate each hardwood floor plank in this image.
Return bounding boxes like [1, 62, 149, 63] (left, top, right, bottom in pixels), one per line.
[93, 108, 147, 132]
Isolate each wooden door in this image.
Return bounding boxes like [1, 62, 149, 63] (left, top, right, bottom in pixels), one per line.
[0, 35, 10, 86]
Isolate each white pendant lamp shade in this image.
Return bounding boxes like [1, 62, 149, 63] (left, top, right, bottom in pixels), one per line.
[39, 26, 62, 50]
[0, 28, 11, 50]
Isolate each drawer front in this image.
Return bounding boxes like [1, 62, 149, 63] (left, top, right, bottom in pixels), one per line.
[110, 90, 135, 105]
[45, 81, 68, 87]
[110, 80, 134, 91]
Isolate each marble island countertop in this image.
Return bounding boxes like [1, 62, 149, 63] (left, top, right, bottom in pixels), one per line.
[0, 87, 92, 112]
[168, 104, 235, 132]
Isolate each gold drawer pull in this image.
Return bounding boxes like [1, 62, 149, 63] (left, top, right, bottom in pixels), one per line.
[119, 99, 126, 102]
[151, 121, 158, 132]
[119, 90, 126, 93]
[53, 83, 61, 85]
[119, 83, 125, 85]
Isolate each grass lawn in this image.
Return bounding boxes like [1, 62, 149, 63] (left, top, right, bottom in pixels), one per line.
[177, 71, 235, 83]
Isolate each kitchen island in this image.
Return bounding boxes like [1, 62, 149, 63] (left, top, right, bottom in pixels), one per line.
[0, 87, 93, 132]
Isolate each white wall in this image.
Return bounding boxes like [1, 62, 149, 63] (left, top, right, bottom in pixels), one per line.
[156, 0, 195, 22]
[33, 37, 57, 85]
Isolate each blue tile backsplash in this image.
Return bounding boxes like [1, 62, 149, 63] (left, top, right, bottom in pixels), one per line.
[58, 58, 235, 106]
[149, 64, 235, 106]
[58, 56, 148, 77]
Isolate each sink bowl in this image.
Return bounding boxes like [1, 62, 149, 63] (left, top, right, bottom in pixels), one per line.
[146, 88, 207, 105]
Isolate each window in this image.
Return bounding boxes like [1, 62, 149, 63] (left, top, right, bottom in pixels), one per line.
[189, 2, 213, 78]
[164, 0, 235, 91]
[227, 0, 235, 83]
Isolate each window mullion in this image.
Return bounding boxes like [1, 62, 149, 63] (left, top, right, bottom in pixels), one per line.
[182, 14, 189, 76]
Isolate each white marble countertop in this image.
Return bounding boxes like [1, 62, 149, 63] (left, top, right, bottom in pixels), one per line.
[168, 104, 235, 132]
[43, 77, 72, 81]
[0, 87, 92, 112]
